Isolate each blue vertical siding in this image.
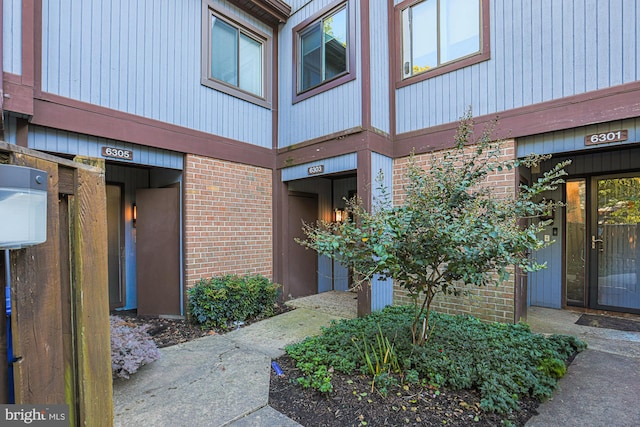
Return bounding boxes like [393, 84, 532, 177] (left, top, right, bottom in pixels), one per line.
[368, 0, 390, 135]
[281, 153, 358, 181]
[528, 185, 563, 309]
[518, 118, 640, 157]
[40, 0, 272, 148]
[278, 0, 363, 148]
[370, 153, 393, 311]
[29, 125, 184, 169]
[2, 0, 22, 74]
[332, 176, 357, 291]
[394, 0, 640, 133]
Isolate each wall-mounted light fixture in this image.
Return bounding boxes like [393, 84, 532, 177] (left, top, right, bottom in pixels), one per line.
[0, 164, 48, 249]
[334, 208, 346, 223]
[132, 203, 137, 228]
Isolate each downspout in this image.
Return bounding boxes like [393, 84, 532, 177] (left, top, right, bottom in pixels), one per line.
[4, 250, 14, 403]
[0, 0, 5, 139]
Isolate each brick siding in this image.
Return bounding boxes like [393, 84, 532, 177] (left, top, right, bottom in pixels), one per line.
[184, 155, 273, 289]
[391, 140, 518, 323]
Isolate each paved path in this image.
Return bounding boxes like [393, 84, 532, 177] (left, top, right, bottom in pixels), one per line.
[113, 296, 640, 427]
[526, 307, 640, 427]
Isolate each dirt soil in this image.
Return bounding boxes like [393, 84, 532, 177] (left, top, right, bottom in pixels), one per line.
[268, 354, 540, 427]
[117, 307, 541, 426]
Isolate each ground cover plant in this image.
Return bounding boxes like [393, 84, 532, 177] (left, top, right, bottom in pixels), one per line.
[281, 305, 586, 420]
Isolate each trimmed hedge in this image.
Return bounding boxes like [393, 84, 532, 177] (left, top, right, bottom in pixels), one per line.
[187, 274, 280, 329]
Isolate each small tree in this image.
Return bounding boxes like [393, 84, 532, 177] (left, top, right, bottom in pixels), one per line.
[298, 113, 569, 345]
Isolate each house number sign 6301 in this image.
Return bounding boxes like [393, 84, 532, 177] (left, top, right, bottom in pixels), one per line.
[585, 130, 628, 146]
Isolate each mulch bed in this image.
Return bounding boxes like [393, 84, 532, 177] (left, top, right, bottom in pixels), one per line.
[113, 302, 293, 348]
[575, 314, 640, 332]
[268, 354, 540, 427]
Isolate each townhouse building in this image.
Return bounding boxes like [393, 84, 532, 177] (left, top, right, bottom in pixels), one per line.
[2, 0, 639, 323]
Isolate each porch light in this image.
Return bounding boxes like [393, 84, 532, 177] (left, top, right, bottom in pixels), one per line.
[0, 164, 48, 249]
[334, 208, 346, 223]
[132, 203, 137, 228]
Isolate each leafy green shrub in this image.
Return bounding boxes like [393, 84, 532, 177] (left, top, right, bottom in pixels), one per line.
[187, 274, 279, 329]
[285, 305, 586, 414]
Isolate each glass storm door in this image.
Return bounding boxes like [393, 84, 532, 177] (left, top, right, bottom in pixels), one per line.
[566, 174, 640, 313]
[590, 174, 640, 312]
[566, 179, 587, 306]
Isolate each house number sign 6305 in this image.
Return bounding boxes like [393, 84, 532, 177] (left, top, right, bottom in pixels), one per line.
[102, 146, 134, 160]
[585, 130, 628, 146]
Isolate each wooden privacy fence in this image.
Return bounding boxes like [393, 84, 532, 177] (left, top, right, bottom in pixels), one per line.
[0, 141, 112, 425]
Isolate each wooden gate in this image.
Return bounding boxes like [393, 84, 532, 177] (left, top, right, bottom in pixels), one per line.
[0, 142, 112, 425]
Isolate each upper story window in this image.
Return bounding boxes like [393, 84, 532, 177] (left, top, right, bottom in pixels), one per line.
[397, 0, 489, 85]
[201, 1, 271, 108]
[293, 1, 355, 103]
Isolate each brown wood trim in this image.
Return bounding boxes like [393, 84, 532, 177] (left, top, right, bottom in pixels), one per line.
[276, 129, 393, 169]
[356, 149, 372, 316]
[278, 126, 364, 153]
[30, 93, 276, 170]
[360, 0, 371, 130]
[228, 0, 291, 24]
[291, 0, 356, 104]
[272, 26, 279, 150]
[387, 0, 397, 139]
[394, 81, 640, 158]
[271, 169, 285, 291]
[3, 74, 34, 116]
[22, 0, 36, 88]
[15, 118, 29, 147]
[393, 0, 491, 89]
[201, 1, 273, 109]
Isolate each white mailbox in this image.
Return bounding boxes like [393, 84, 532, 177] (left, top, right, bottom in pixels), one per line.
[0, 164, 48, 249]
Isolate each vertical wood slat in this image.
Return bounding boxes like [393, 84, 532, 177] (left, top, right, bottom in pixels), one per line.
[71, 157, 112, 426]
[8, 153, 66, 404]
[0, 143, 113, 423]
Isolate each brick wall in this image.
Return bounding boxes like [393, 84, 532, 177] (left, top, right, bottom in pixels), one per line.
[184, 155, 273, 289]
[391, 140, 518, 323]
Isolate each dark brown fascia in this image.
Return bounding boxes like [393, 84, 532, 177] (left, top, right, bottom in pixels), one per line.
[30, 91, 276, 170]
[394, 80, 640, 158]
[228, 0, 291, 24]
[276, 128, 393, 169]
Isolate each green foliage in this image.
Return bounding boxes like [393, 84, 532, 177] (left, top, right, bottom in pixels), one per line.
[352, 324, 402, 394]
[187, 274, 279, 329]
[297, 111, 570, 345]
[285, 305, 587, 414]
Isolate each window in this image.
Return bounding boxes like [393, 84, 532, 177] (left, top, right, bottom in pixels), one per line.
[293, 1, 355, 103]
[201, 2, 271, 107]
[398, 0, 489, 83]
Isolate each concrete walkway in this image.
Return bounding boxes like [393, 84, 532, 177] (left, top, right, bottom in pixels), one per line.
[112, 291, 356, 426]
[525, 307, 640, 427]
[113, 295, 640, 426]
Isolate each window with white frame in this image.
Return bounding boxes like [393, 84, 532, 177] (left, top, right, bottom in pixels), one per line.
[293, 1, 354, 102]
[400, 0, 485, 80]
[201, 2, 271, 107]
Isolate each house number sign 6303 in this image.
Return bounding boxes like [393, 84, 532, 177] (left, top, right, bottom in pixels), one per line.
[307, 165, 325, 175]
[585, 130, 628, 146]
